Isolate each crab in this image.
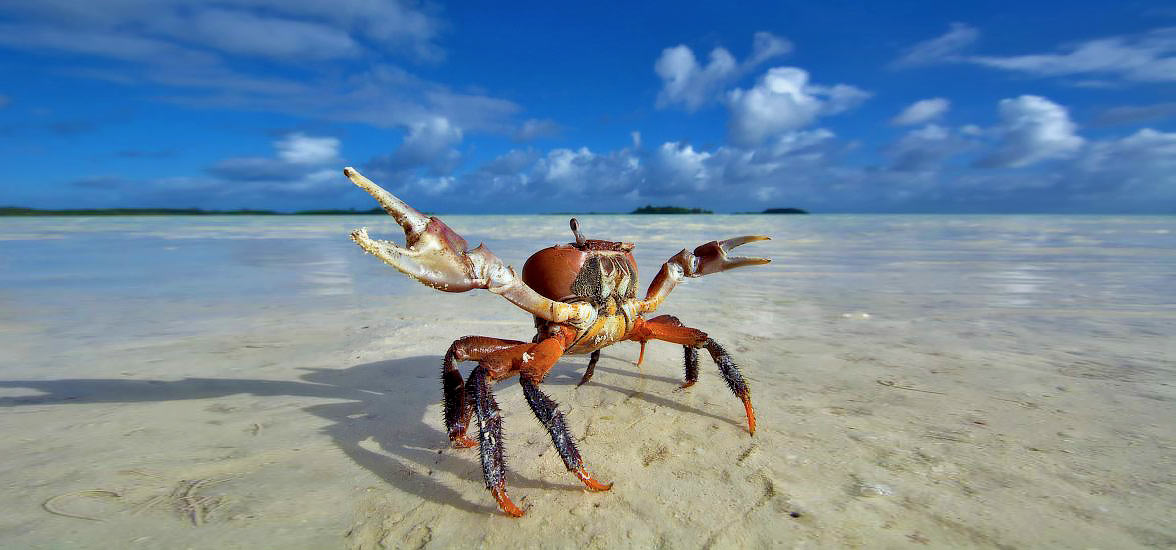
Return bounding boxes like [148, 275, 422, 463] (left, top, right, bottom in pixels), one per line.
[343, 167, 771, 517]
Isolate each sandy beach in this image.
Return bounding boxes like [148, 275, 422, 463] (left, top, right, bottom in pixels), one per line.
[1, 214, 1173, 549]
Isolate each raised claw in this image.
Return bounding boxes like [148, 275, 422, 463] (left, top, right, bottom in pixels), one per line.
[688, 235, 771, 277]
[344, 167, 430, 238]
[345, 167, 508, 293]
[639, 235, 772, 314]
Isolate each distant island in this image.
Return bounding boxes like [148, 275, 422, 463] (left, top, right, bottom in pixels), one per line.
[0, 206, 387, 216]
[762, 207, 808, 214]
[631, 205, 713, 214]
[287, 208, 385, 215]
[543, 211, 626, 215]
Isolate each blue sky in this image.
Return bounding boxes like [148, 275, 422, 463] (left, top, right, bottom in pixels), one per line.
[1, 1, 1174, 213]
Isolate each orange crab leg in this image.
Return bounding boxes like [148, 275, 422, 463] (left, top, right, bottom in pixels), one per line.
[635, 341, 647, 368]
[468, 326, 613, 516]
[491, 487, 524, 518]
[626, 315, 708, 347]
[442, 335, 526, 448]
[574, 467, 614, 491]
[626, 316, 756, 435]
[741, 396, 758, 435]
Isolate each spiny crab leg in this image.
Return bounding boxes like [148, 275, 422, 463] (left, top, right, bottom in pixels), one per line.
[640, 235, 772, 314]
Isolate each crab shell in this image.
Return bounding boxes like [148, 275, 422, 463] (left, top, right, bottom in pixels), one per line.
[521, 240, 638, 304]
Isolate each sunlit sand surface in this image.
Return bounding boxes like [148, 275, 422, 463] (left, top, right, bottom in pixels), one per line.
[1, 214, 1173, 548]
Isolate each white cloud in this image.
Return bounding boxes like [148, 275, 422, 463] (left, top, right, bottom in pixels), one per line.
[727, 68, 820, 144]
[120, 120, 1176, 213]
[886, 124, 967, 172]
[276, 133, 340, 165]
[414, 176, 457, 196]
[821, 84, 873, 114]
[894, 25, 1176, 85]
[399, 117, 463, 164]
[1095, 102, 1176, 126]
[753, 186, 778, 202]
[647, 142, 713, 193]
[764, 128, 836, 157]
[206, 156, 298, 181]
[0, 1, 520, 133]
[891, 23, 979, 68]
[338, 114, 1173, 213]
[703, 129, 839, 191]
[284, 167, 341, 193]
[1071, 128, 1176, 204]
[208, 132, 341, 182]
[655, 32, 792, 111]
[530, 147, 643, 196]
[0, 24, 218, 66]
[726, 67, 869, 145]
[0, 0, 440, 61]
[512, 118, 561, 141]
[747, 31, 794, 66]
[892, 98, 950, 126]
[977, 95, 1084, 168]
[185, 8, 361, 60]
[655, 45, 738, 111]
[367, 116, 464, 179]
[969, 27, 1176, 82]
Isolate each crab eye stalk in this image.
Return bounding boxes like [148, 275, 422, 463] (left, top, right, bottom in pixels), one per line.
[570, 218, 587, 247]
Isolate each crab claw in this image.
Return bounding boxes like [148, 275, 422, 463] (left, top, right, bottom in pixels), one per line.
[345, 167, 510, 293]
[687, 235, 772, 277]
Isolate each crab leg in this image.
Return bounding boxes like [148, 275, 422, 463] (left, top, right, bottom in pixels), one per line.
[443, 336, 525, 448]
[703, 338, 756, 435]
[626, 316, 756, 435]
[520, 378, 612, 491]
[682, 346, 700, 389]
[459, 326, 609, 516]
[639, 236, 771, 315]
[344, 167, 594, 326]
[630, 314, 686, 368]
[467, 365, 523, 517]
[575, 350, 601, 387]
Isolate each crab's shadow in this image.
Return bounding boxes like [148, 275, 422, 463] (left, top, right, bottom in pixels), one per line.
[0, 351, 732, 514]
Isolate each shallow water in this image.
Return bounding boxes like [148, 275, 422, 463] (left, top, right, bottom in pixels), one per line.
[2, 214, 1173, 365]
[1, 214, 1174, 548]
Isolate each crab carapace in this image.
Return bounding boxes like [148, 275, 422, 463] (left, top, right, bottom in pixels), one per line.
[344, 167, 771, 517]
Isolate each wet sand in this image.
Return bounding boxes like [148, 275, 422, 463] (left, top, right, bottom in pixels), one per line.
[1, 215, 1173, 548]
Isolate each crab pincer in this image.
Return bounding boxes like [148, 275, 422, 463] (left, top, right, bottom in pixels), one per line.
[687, 235, 772, 277]
[344, 167, 509, 293]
